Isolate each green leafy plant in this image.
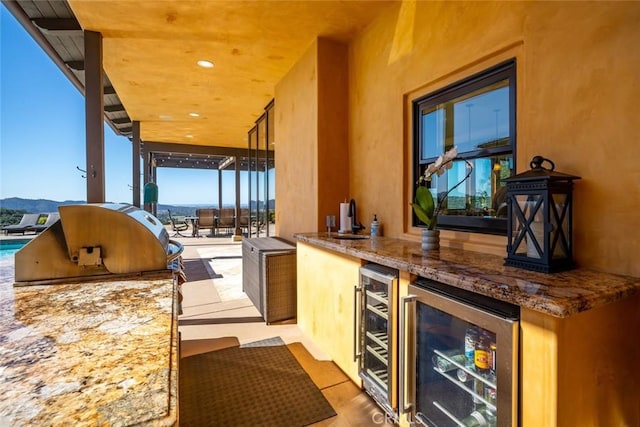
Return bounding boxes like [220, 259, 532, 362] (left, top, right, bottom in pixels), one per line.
[411, 147, 473, 230]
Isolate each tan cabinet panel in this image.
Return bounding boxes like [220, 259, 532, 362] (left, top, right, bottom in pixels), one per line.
[297, 242, 363, 383]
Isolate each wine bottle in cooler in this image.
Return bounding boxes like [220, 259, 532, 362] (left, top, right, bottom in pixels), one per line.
[473, 328, 493, 405]
[461, 406, 496, 427]
[475, 329, 491, 375]
[464, 325, 478, 369]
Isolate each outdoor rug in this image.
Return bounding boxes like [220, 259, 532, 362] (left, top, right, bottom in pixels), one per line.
[179, 337, 336, 426]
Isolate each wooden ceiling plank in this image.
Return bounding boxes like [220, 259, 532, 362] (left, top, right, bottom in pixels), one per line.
[31, 0, 57, 19]
[49, 0, 74, 18]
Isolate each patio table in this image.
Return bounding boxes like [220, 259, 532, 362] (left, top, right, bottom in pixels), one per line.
[185, 216, 200, 237]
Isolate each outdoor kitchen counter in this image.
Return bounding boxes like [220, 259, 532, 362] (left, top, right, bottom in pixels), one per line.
[294, 232, 640, 318]
[0, 275, 178, 426]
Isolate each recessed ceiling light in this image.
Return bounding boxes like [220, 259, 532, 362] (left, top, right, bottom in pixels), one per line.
[189, 112, 200, 117]
[186, 134, 193, 138]
[159, 115, 173, 120]
[197, 60, 214, 68]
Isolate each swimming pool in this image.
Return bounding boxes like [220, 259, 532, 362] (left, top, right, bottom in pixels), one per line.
[0, 239, 30, 259]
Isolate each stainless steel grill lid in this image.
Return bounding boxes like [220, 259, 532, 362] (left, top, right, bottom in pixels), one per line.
[14, 203, 181, 285]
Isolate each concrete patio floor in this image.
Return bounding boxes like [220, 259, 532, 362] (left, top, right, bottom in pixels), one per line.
[174, 230, 393, 426]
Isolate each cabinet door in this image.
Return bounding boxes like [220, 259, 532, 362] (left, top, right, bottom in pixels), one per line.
[297, 242, 362, 383]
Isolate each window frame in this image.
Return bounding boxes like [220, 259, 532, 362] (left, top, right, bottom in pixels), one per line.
[412, 59, 517, 235]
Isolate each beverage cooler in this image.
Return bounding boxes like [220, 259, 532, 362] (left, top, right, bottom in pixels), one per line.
[400, 279, 519, 427]
[355, 264, 400, 422]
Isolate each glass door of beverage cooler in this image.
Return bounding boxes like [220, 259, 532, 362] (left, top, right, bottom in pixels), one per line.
[357, 264, 398, 420]
[401, 280, 519, 427]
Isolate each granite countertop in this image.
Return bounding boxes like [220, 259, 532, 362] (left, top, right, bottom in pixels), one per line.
[294, 233, 640, 318]
[0, 275, 178, 426]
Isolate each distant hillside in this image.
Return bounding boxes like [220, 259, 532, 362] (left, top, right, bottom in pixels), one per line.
[0, 197, 85, 213]
[0, 197, 275, 215]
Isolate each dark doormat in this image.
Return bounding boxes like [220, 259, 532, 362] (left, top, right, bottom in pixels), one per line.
[179, 337, 336, 426]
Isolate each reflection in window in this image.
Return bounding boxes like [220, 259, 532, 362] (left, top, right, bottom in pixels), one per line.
[453, 82, 509, 152]
[428, 155, 513, 218]
[413, 60, 516, 235]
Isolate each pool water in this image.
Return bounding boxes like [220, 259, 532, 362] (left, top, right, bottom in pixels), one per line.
[0, 239, 30, 259]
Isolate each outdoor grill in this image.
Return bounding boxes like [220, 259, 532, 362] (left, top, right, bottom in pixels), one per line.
[14, 203, 183, 285]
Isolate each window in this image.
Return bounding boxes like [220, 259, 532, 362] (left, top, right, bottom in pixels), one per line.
[413, 60, 516, 235]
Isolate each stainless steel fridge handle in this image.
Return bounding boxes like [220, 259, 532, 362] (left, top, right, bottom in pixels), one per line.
[399, 294, 416, 415]
[353, 285, 363, 361]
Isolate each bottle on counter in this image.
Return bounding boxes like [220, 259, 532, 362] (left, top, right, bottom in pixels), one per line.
[370, 214, 382, 237]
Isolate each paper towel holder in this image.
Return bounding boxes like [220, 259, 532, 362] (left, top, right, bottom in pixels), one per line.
[338, 200, 351, 234]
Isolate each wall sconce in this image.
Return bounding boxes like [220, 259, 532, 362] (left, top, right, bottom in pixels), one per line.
[504, 156, 580, 273]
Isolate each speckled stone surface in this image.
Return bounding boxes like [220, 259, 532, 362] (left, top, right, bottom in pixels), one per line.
[294, 233, 640, 318]
[0, 275, 178, 426]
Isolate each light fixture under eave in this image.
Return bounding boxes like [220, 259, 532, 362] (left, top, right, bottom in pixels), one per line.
[189, 112, 200, 117]
[197, 60, 214, 68]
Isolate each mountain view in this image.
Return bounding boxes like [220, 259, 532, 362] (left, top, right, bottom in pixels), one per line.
[0, 197, 275, 226]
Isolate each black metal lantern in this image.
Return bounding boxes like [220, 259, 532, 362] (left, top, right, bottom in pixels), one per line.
[504, 156, 580, 273]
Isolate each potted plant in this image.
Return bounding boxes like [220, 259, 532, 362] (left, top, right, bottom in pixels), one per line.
[411, 147, 473, 250]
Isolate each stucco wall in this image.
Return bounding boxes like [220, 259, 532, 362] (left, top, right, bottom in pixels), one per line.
[276, 1, 640, 276]
[347, 1, 640, 276]
[317, 40, 350, 231]
[275, 40, 319, 240]
[275, 39, 349, 240]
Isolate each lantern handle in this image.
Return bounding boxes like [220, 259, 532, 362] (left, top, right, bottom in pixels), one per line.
[530, 155, 555, 171]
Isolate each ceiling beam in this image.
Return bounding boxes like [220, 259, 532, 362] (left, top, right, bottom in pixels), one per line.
[142, 141, 271, 159]
[154, 158, 221, 170]
[111, 117, 131, 125]
[105, 104, 125, 113]
[32, 17, 82, 36]
[65, 60, 84, 71]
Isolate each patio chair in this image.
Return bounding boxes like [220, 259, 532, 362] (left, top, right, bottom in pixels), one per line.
[217, 208, 235, 235]
[168, 210, 189, 237]
[196, 208, 216, 236]
[1, 213, 40, 235]
[239, 208, 250, 235]
[29, 212, 61, 234]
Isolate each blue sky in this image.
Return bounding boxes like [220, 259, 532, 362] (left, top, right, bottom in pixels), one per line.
[0, 6, 269, 206]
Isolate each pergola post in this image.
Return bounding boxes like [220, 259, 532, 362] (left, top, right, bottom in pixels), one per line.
[132, 121, 141, 207]
[143, 152, 157, 216]
[232, 156, 243, 241]
[84, 30, 105, 203]
[218, 169, 223, 214]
